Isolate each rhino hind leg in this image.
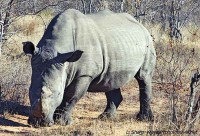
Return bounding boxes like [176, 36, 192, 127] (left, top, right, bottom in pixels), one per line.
[98, 88, 123, 119]
[135, 42, 156, 121]
[135, 70, 154, 121]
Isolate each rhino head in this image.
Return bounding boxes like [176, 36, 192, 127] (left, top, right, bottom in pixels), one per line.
[23, 41, 83, 127]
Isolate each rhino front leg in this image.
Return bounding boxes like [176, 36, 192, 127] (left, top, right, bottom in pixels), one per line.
[135, 72, 154, 121]
[98, 88, 123, 119]
[55, 77, 92, 125]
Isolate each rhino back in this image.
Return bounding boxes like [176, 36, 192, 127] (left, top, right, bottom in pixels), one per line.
[65, 10, 146, 85]
[86, 11, 150, 91]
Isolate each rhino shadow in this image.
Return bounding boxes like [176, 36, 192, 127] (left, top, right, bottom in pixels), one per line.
[0, 100, 30, 116]
[0, 100, 30, 127]
[0, 117, 29, 127]
[0, 130, 30, 135]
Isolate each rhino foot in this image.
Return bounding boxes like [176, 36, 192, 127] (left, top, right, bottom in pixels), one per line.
[55, 114, 73, 125]
[98, 112, 116, 120]
[28, 117, 54, 127]
[136, 110, 154, 121]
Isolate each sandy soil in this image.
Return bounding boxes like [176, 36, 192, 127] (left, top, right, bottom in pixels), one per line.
[0, 84, 141, 136]
[0, 83, 199, 136]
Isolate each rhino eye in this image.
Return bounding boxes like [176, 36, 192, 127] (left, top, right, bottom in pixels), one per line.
[45, 50, 50, 53]
[41, 51, 53, 60]
[44, 49, 51, 54]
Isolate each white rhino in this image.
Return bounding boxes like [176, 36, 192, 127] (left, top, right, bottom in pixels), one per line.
[23, 9, 156, 127]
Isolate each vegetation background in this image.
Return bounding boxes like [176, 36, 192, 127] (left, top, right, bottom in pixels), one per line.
[0, 0, 199, 135]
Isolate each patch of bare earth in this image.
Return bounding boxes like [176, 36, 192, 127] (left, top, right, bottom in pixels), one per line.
[1, 81, 192, 136]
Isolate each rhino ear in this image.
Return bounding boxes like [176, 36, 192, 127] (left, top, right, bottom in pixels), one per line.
[22, 41, 38, 56]
[59, 50, 83, 63]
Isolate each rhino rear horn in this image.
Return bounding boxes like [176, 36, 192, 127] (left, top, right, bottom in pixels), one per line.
[22, 41, 38, 56]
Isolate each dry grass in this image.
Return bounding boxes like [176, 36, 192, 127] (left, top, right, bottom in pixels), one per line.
[0, 13, 200, 135]
[0, 85, 182, 136]
[0, 15, 50, 103]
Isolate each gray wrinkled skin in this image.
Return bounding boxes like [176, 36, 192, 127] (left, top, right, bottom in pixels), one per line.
[23, 9, 156, 127]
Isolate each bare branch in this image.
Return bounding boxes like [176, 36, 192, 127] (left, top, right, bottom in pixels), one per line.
[81, 0, 86, 14]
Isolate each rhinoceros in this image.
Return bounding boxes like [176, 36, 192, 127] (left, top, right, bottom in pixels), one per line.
[23, 9, 156, 127]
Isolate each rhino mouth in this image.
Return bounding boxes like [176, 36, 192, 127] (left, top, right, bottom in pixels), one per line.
[29, 86, 58, 127]
[28, 116, 54, 127]
[28, 99, 49, 127]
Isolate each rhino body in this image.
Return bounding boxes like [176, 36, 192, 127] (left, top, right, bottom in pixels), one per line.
[23, 9, 156, 126]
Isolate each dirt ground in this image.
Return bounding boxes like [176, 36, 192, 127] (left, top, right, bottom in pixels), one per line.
[0, 82, 199, 136]
[0, 82, 150, 136]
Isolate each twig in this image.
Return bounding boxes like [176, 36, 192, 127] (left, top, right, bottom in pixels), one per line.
[32, 0, 69, 15]
[81, 0, 86, 14]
